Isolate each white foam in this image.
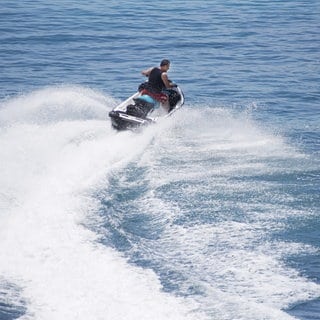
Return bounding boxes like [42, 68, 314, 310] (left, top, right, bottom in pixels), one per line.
[131, 106, 320, 319]
[1, 88, 319, 320]
[0, 85, 114, 125]
[0, 87, 201, 320]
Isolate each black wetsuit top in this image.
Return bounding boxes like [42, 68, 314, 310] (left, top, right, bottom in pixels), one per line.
[148, 68, 165, 93]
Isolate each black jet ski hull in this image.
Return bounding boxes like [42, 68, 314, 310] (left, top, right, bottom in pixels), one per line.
[109, 110, 153, 131]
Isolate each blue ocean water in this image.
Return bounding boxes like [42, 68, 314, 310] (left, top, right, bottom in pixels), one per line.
[0, 1, 319, 319]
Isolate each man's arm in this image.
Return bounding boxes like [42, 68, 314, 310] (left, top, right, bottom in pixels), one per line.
[161, 72, 173, 88]
[141, 67, 153, 77]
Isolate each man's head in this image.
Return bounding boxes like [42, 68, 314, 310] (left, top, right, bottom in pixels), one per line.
[160, 59, 170, 71]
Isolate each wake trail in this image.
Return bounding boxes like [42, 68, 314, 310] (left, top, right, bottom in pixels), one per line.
[0, 86, 202, 320]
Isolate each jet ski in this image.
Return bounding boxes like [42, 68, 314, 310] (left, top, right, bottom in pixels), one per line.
[108, 84, 184, 131]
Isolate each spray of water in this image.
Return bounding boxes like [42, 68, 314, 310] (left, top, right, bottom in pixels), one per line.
[0, 86, 319, 320]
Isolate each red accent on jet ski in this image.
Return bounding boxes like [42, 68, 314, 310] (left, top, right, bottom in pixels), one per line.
[139, 89, 168, 103]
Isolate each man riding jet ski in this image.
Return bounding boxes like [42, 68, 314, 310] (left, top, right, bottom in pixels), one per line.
[139, 59, 180, 112]
[109, 59, 184, 131]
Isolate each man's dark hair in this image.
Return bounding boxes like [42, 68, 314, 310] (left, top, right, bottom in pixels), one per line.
[160, 59, 170, 66]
